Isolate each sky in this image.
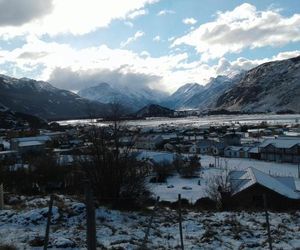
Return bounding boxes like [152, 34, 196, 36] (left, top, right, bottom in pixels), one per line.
[0, 0, 299, 93]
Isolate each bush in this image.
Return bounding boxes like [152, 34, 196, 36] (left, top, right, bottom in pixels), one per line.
[178, 154, 201, 178]
[194, 197, 217, 210]
[152, 161, 174, 183]
[0, 245, 17, 250]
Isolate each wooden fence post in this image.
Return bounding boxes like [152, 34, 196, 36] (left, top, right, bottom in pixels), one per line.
[0, 184, 4, 210]
[140, 196, 160, 249]
[178, 194, 184, 250]
[263, 194, 273, 250]
[85, 182, 96, 250]
[44, 194, 54, 250]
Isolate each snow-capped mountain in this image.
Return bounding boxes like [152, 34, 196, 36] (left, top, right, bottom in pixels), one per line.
[162, 74, 242, 111]
[78, 82, 168, 112]
[215, 56, 300, 113]
[161, 83, 205, 109]
[0, 75, 108, 120]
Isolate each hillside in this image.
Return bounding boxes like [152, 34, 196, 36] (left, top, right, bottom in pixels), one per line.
[215, 56, 300, 113]
[135, 104, 174, 118]
[0, 75, 108, 120]
[0, 104, 47, 129]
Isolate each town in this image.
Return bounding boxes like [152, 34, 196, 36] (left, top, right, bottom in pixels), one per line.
[1, 115, 300, 203]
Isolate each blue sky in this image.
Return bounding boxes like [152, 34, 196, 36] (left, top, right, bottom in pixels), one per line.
[0, 0, 299, 93]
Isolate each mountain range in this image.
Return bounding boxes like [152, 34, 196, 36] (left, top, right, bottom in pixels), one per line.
[78, 82, 167, 112]
[0, 55, 299, 121]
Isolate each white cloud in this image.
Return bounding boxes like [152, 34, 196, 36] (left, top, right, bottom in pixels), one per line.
[1, 34, 299, 93]
[157, 9, 175, 16]
[120, 31, 145, 48]
[153, 35, 160, 42]
[0, 36, 190, 92]
[0, 0, 159, 37]
[127, 9, 148, 19]
[215, 50, 300, 75]
[124, 21, 134, 27]
[172, 3, 300, 61]
[182, 17, 197, 25]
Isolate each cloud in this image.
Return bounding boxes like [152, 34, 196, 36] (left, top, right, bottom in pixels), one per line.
[157, 9, 175, 16]
[1, 34, 299, 93]
[172, 3, 300, 61]
[48, 67, 162, 91]
[0, 37, 189, 92]
[127, 9, 148, 19]
[0, 0, 159, 37]
[0, 0, 54, 27]
[120, 31, 145, 48]
[153, 35, 161, 42]
[18, 51, 49, 59]
[182, 17, 197, 25]
[215, 50, 300, 75]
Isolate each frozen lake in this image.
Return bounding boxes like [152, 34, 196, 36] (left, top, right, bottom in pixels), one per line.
[57, 114, 300, 128]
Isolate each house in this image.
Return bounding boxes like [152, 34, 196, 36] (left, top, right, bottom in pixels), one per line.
[229, 167, 300, 209]
[221, 133, 242, 146]
[224, 146, 249, 158]
[0, 150, 18, 161]
[248, 147, 260, 160]
[11, 136, 50, 154]
[135, 134, 163, 150]
[259, 137, 300, 163]
[211, 142, 226, 156]
[198, 139, 215, 154]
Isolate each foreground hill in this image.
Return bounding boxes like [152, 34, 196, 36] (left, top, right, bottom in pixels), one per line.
[0, 104, 47, 129]
[135, 104, 174, 118]
[0, 75, 108, 120]
[215, 56, 300, 113]
[1, 195, 300, 249]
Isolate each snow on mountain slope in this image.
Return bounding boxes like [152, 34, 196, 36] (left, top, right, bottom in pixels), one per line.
[162, 83, 205, 109]
[162, 74, 242, 111]
[78, 82, 168, 112]
[216, 55, 300, 113]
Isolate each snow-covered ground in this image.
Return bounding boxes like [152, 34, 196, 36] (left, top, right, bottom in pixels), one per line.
[148, 153, 299, 203]
[1, 195, 300, 249]
[56, 114, 300, 127]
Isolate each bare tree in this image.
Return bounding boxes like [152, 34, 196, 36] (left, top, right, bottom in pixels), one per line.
[78, 102, 150, 208]
[205, 166, 231, 209]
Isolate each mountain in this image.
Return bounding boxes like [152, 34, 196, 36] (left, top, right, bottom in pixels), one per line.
[0, 75, 108, 120]
[135, 104, 174, 118]
[0, 104, 47, 129]
[162, 83, 205, 109]
[78, 82, 168, 112]
[163, 75, 242, 110]
[183, 74, 243, 110]
[215, 56, 300, 113]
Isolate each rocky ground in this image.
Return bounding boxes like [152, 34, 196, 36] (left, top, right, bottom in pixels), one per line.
[1, 195, 300, 249]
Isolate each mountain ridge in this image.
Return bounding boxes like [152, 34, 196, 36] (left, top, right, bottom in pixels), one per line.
[0, 75, 108, 120]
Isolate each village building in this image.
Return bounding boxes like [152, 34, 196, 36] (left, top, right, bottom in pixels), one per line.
[221, 133, 242, 146]
[259, 137, 300, 163]
[229, 167, 300, 209]
[10, 136, 50, 154]
[224, 146, 250, 158]
[135, 134, 164, 150]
